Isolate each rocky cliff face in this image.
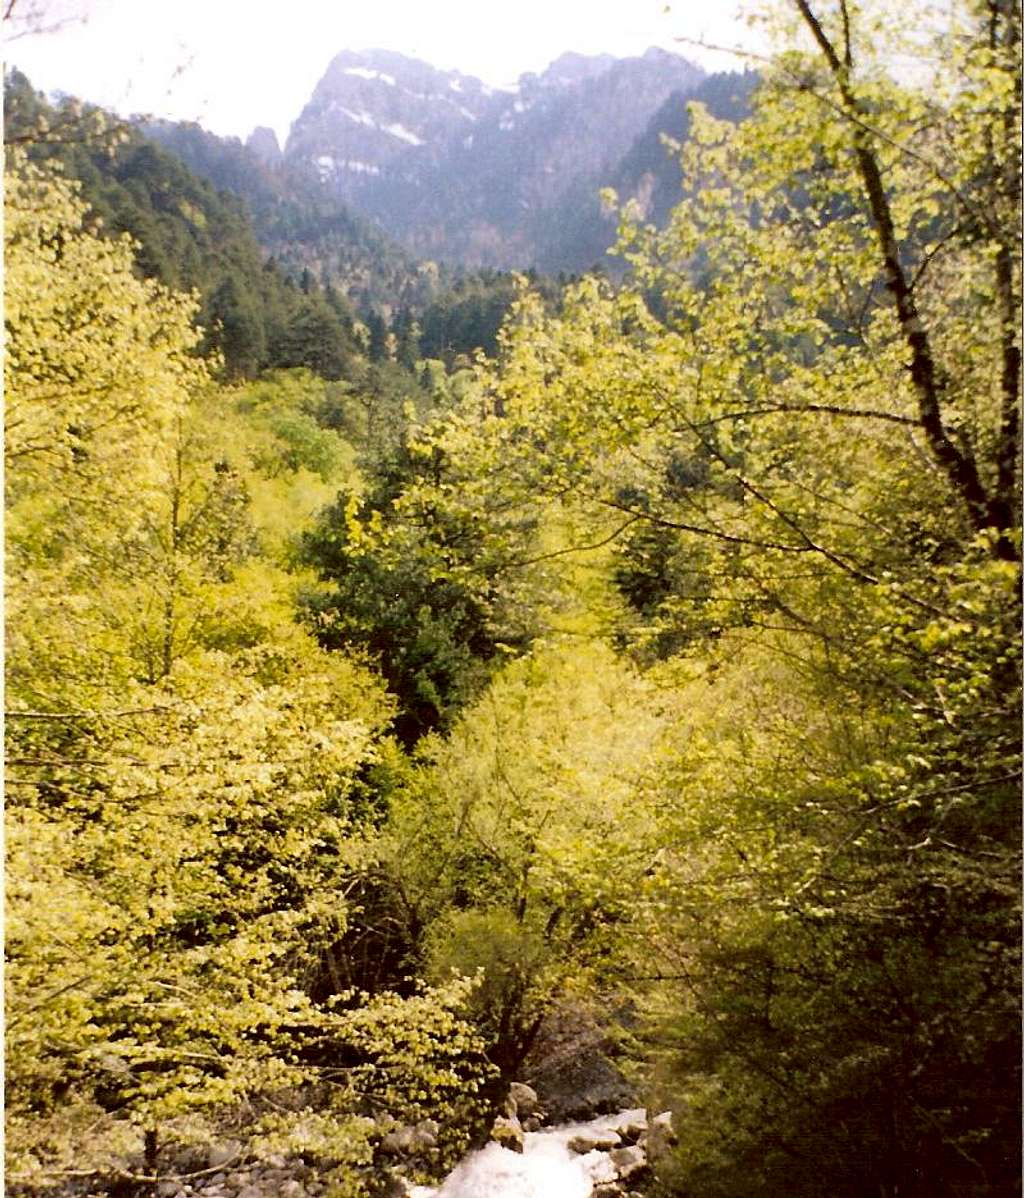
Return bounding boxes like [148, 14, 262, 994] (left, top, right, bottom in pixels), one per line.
[284, 49, 493, 193]
[281, 47, 708, 270]
[245, 125, 282, 168]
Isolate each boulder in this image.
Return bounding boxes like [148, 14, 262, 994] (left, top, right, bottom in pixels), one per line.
[617, 1114, 647, 1143]
[643, 1109, 677, 1161]
[382, 1122, 437, 1155]
[610, 1144, 648, 1181]
[568, 1129, 621, 1153]
[491, 1114, 525, 1153]
[206, 1141, 243, 1170]
[578, 1149, 618, 1185]
[521, 1003, 638, 1122]
[382, 1126, 417, 1154]
[508, 1081, 541, 1118]
[381, 1176, 417, 1198]
[652, 1110, 676, 1138]
[414, 1119, 440, 1148]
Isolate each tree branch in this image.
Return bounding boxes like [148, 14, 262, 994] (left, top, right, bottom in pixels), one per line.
[693, 402, 921, 429]
[791, 0, 1010, 555]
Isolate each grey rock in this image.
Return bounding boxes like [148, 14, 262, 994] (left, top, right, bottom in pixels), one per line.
[619, 1116, 647, 1143]
[235, 1187, 264, 1198]
[277, 1183, 305, 1198]
[644, 1109, 677, 1161]
[491, 1114, 525, 1153]
[382, 1126, 419, 1154]
[382, 1120, 439, 1155]
[568, 1129, 621, 1153]
[169, 1146, 208, 1173]
[522, 1005, 639, 1122]
[578, 1150, 618, 1185]
[610, 1144, 648, 1180]
[415, 1118, 440, 1147]
[381, 1176, 417, 1198]
[508, 1081, 540, 1117]
[206, 1142, 243, 1170]
[156, 1184, 182, 1198]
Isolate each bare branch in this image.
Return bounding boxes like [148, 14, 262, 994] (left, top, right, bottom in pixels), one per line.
[503, 515, 641, 568]
[692, 402, 921, 429]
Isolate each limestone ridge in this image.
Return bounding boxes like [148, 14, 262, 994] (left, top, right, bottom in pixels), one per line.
[281, 47, 708, 269]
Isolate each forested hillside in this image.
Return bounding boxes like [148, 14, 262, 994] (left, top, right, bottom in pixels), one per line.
[4, 69, 371, 380]
[5, 3, 1021, 1198]
[138, 118, 435, 314]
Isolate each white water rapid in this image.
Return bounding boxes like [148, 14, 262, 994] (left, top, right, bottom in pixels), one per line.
[411, 1108, 648, 1198]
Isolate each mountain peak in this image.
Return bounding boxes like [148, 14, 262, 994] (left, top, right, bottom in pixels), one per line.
[540, 51, 618, 87]
[317, 48, 490, 101]
[284, 44, 722, 269]
[246, 126, 282, 167]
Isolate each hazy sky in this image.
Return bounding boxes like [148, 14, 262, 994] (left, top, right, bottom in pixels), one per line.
[5, 0, 761, 146]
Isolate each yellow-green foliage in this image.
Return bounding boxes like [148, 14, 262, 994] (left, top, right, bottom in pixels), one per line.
[4, 152, 491, 1188]
[4, 152, 208, 501]
[191, 369, 360, 560]
[389, 641, 670, 1058]
[368, 1, 1020, 1188]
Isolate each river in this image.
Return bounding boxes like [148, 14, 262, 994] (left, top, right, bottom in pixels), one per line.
[411, 1108, 649, 1198]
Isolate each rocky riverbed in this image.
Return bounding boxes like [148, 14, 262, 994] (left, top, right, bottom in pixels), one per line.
[112, 1089, 674, 1198]
[406, 1103, 676, 1198]
[8, 1018, 668, 1198]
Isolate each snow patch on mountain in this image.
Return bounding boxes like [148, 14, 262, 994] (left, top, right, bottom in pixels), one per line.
[344, 66, 397, 85]
[340, 107, 377, 128]
[382, 121, 425, 145]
